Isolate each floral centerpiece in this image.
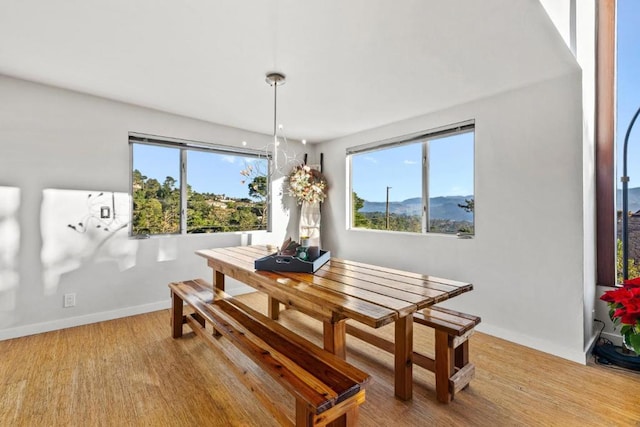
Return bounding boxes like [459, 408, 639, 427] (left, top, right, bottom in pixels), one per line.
[287, 165, 328, 205]
[600, 278, 640, 354]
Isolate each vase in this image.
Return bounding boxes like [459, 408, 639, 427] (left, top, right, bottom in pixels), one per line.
[300, 200, 321, 247]
[622, 333, 639, 356]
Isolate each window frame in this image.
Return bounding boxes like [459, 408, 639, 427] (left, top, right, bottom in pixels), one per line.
[129, 132, 271, 237]
[596, 0, 616, 286]
[347, 120, 475, 235]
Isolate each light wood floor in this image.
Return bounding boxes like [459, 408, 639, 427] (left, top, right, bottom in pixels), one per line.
[1, 292, 639, 427]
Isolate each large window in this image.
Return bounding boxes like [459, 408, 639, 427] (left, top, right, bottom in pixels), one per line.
[130, 134, 269, 236]
[615, 0, 640, 283]
[348, 121, 474, 235]
[597, 0, 640, 285]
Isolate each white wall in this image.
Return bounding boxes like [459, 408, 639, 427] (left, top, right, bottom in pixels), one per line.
[545, 0, 613, 354]
[0, 75, 304, 340]
[317, 72, 587, 362]
[575, 0, 599, 354]
[540, 0, 576, 54]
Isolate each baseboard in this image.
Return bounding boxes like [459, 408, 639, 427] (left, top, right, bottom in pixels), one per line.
[584, 332, 600, 358]
[0, 300, 171, 342]
[477, 323, 588, 364]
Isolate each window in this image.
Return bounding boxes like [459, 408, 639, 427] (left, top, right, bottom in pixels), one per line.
[348, 121, 474, 235]
[596, 0, 615, 286]
[130, 134, 269, 236]
[596, 0, 640, 285]
[615, 0, 640, 282]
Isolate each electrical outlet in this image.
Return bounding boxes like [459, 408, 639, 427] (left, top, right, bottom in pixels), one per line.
[63, 293, 76, 308]
[100, 206, 111, 219]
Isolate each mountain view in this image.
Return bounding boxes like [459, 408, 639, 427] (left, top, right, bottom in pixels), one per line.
[360, 195, 474, 222]
[357, 186, 640, 222]
[352, 193, 474, 234]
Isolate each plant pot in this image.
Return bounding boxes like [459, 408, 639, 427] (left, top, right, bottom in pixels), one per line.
[622, 332, 640, 356]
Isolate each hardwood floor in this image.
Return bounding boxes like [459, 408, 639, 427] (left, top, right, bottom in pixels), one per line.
[1, 292, 639, 426]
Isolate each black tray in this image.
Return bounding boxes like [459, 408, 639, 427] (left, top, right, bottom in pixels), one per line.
[254, 250, 331, 273]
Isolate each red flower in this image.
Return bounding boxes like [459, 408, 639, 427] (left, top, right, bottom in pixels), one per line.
[625, 301, 640, 315]
[623, 277, 640, 288]
[600, 288, 635, 303]
[601, 282, 640, 327]
[600, 292, 616, 303]
[621, 313, 639, 325]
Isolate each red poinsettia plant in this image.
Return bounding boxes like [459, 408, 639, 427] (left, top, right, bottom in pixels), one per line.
[600, 278, 640, 354]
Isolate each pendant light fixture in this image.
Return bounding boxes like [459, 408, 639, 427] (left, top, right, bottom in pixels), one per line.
[266, 72, 287, 173]
[265, 71, 304, 176]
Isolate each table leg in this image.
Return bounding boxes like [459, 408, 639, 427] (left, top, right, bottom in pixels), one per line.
[394, 315, 413, 400]
[171, 291, 184, 339]
[214, 270, 225, 291]
[323, 319, 347, 359]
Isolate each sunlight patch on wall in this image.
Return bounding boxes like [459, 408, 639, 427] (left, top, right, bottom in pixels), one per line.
[41, 189, 137, 294]
[0, 186, 20, 323]
[157, 237, 177, 262]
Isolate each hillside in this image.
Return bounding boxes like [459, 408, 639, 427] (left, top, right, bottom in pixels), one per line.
[360, 195, 473, 221]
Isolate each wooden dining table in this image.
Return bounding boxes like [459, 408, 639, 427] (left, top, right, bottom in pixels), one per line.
[195, 245, 473, 401]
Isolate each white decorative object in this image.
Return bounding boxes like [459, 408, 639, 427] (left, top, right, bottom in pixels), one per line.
[300, 200, 321, 247]
[287, 164, 327, 247]
[288, 164, 328, 205]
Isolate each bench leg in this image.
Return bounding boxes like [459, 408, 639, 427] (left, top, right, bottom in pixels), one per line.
[296, 398, 361, 427]
[295, 400, 314, 426]
[455, 339, 469, 369]
[268, 296, 280, 320]
[212, 270, 225, 335]
[171, 291, 184, 338]
[326, 407, 359, 427]
[435, 330, 454, 403]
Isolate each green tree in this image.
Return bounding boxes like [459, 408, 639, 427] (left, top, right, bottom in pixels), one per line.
[616, 239, 640, 283]
[352, 191, 370, 228]
[240, 163, 268, 229]
[132, 167, 269, 235]
[458, 198, 474, 213]
[248, 176, 267, 199]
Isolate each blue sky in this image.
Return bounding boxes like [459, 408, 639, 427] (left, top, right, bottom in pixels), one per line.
[133, 144, 267, 199]
[617, 0, 640, 190]
[351, 132, 474, 202]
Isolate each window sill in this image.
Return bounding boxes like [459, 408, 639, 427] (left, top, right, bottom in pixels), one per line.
[347, 227, 474, 240]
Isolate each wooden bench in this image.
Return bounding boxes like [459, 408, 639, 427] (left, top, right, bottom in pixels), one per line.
[169, 279, 370, 427]
[413, 306, 481, 403]
[345, 306, 479, 404]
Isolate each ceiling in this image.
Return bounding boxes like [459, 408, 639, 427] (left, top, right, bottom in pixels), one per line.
[0, 0, 577, 143]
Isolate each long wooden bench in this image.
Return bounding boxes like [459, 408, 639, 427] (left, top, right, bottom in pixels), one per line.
[345, 306, 480, 404]
[169, 279, 370, 427]
[413, 306, 481, 403]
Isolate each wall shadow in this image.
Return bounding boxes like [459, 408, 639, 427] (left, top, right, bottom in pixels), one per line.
[40, 189, 137, 294]
[0, 186, 21, 324]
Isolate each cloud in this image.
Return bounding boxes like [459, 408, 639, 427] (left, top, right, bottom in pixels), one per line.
[220, 155, 237, 164]
[364, 156, 378, 164]
[404, 160, 418, 165]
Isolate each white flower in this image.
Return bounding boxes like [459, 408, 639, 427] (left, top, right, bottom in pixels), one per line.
[287, 165, 328, 205]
